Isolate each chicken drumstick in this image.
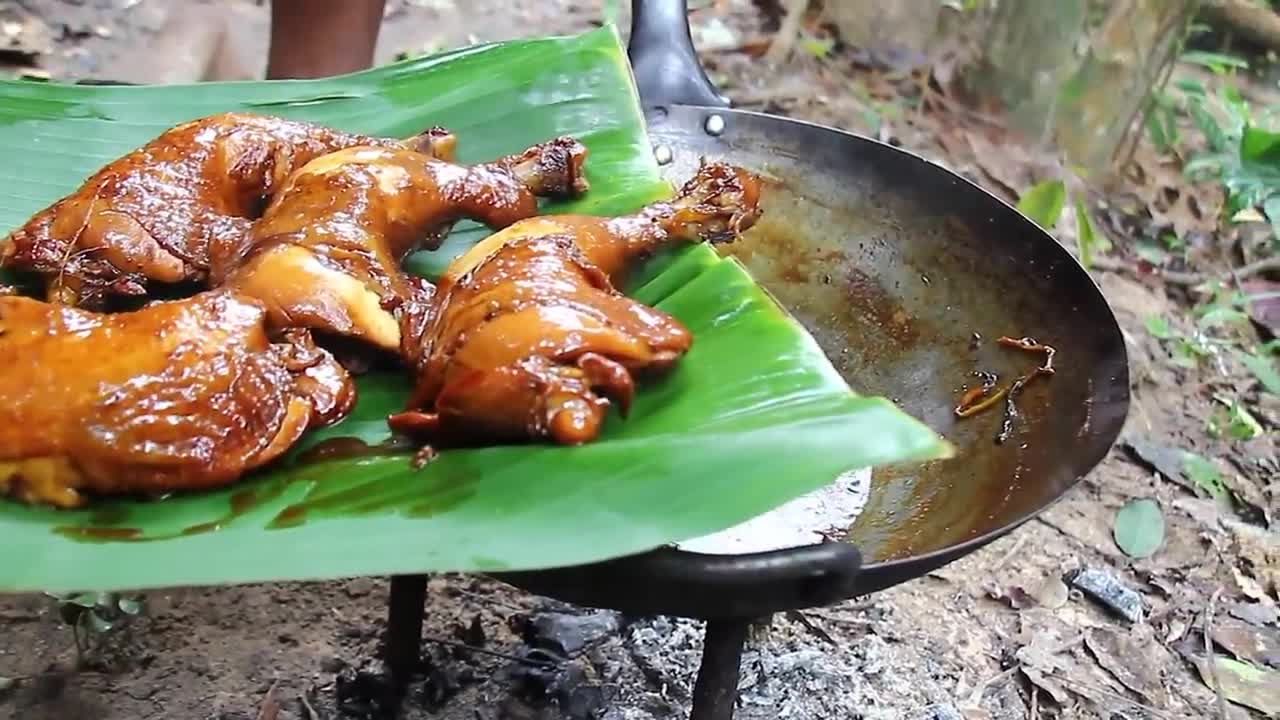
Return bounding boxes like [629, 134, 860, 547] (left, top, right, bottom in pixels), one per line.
[389, 161, 762, 453]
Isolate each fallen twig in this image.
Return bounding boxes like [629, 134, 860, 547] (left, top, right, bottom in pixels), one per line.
[299, 690, 321, 720]
[1087, 254, 1280, 286]
[422, 636, 559, 668]
[1204, 587, 1228, 720]
[257, 680, 281, 720]
[783, 610, 837, 645]
[764, 0, 808, 65]
[990, 530, 1029, 571]
[967, 665, 1021, 706]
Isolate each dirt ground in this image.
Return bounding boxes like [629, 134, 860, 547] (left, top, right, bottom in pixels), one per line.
[0, 1, 1277, 719]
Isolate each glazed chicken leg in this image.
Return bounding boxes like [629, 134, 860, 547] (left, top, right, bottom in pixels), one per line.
[389, 161, 763, 451]
[0, 289, 355, 508]
[215, 136, 589, 353]
[0, 112, 455, 308]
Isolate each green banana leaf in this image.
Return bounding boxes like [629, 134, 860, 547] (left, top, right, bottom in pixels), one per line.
[0, 26, 951, 594]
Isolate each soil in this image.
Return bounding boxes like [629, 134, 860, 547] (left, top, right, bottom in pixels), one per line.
[1, 2, 1277, 720]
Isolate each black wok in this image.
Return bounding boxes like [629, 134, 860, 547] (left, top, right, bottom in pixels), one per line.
[492, 0, 1129, 617]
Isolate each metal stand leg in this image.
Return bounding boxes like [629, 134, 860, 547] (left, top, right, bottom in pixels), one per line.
[689, 619, 750, 720]
[385, 574, 428, 685]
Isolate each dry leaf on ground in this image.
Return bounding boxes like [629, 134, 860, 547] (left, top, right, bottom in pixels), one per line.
[1211, 615, 1280, 668]
[1194, 655, 1280, 716]
[1122, 143, 1225, 241]
[1083, 626, 1166, 702]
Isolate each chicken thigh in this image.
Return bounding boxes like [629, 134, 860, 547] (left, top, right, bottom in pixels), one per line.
[0, 112, 454, 308]
[0, 289, 355, 508]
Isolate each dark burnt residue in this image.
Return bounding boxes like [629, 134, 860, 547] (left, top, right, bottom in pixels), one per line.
[844, 267, 917, 346]
[720, 212, 851, 289]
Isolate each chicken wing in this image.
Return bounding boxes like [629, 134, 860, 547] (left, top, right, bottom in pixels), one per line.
[0, 112, 455, 308]
[0, 289, 355, 508]
[214, 136, 589, 353]
[388, 161, 763, 450]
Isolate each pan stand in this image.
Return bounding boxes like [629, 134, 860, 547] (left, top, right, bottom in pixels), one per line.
[382, 574, 754, 720]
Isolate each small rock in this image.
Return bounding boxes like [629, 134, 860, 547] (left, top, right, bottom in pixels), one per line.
[345, 578, 375, 598]
[320, 656, 347, 673]
[560, 683, 605, 720]
[1068, 567, 1144, 623]
[452, 614, 486, 647]
[336, 670, 398, 718]
[600, 708, 657, 720]
[524, 611, 620, 657]
[1031, 574, 1069, 609]
[921, 703, 964, 720]
[421, 661, 461, 712]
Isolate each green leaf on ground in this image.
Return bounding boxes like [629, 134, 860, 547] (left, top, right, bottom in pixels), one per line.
[1145, 315, 1173, 339]
[1238, 351, 1280, 395]
[1113, 499, 1164, 559]
[1209, 395, 1264, 441]
[1240, 125, 1280, 165]
[1182, 453, 1231, 505]
[1016, 179, 1066, 230]
[1195, 656, 1280, 716]
[1073, 193, 1107, 267]
[1181, 50, 1250, 73]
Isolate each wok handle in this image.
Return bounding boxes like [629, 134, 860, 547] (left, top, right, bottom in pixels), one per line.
[627, 0, 730, 108]
[495, 541, 864, 619]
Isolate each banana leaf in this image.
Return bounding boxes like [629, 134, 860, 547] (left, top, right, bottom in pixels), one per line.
[0, 26, 951, 594]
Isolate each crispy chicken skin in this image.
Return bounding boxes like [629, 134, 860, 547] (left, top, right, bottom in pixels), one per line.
[0, 112, 455, 308]
[215, 136, 589, 353]
[0, 289, 355, 508]
[388, 161, 763, 450]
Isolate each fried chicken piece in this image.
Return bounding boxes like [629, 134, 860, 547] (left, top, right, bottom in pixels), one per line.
[0, 289, 355, 508]
[0, 112, 455, 308]
[388, 161, 763, 449]
[214, 136, 589, 353]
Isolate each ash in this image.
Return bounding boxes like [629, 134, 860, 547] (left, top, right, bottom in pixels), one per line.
[606, 615, 918, 720]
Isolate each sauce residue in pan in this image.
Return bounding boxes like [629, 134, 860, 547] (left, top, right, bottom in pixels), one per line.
[954, 336, 1057, 443]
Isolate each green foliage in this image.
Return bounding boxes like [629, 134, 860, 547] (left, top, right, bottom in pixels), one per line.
[1238, 350, 1280, 394]
[47, 591, 145, 656]
[1113, 498, 1164, 559]
[1016, 179, 1067, 229]
[1145, 314, 1173, 339]
[1014, 179, 1106, 267]
[1207, 394, 1263, 440]
[798, 33, 836, 60]
[1179, 50, 1250, 74]
[848, 80, 905, 137]
[1182, 452, 1231, 505]
[1148, 56, 1280, 249]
